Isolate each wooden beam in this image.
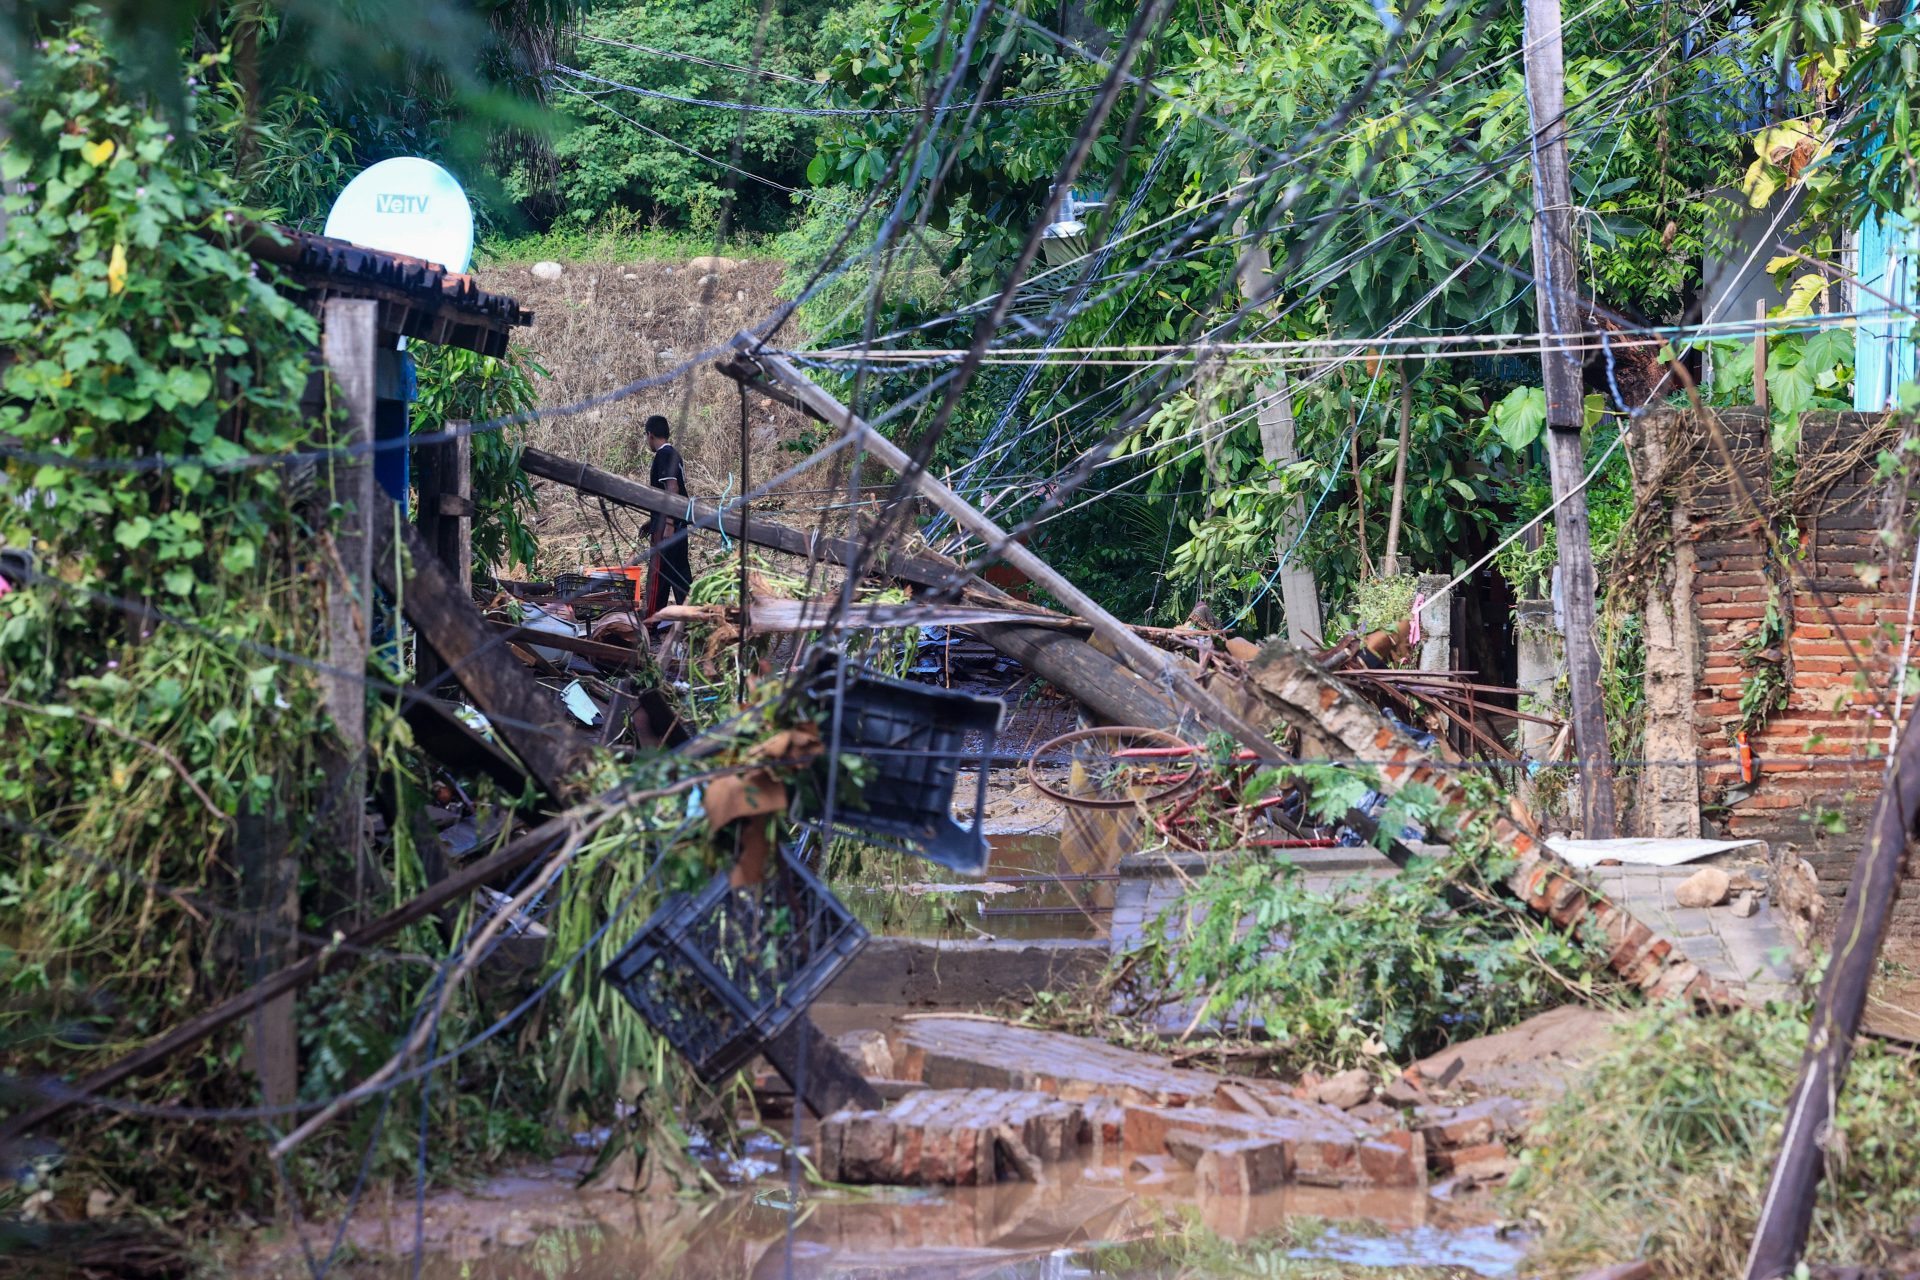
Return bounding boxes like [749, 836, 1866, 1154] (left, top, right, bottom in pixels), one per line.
[1745, 702, 1920, 1278]
[520, 446, 962, 591]
[320, 299, 376, 894]
[762, 1016, 884, 1117]
[371, 508, 591, 801]
[400, 694, 535, 797]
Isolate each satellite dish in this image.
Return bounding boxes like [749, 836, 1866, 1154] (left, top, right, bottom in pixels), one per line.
[323, 157, 474, 274]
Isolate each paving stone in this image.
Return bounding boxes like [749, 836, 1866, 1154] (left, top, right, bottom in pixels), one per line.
[1664, 906, 1717, 937]
[898, 1017, 1222, 1104]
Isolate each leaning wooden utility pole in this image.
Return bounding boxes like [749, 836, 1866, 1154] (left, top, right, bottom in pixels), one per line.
[1746, 704, 1920, 1278]
[1522, 0, 1615, 836]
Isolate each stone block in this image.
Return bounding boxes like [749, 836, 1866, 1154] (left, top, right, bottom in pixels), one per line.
[1195, 1137, 1292, 1196]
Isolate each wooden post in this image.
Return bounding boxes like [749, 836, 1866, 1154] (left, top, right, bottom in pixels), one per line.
[414, 421, 474, 690]
[236, 805, 297, 1107]
[1754, 299, 1770, 412]
[1745, 702, 1920, 1278]
[320, 300, 376, 897]
[1523, 0, 1616, 836]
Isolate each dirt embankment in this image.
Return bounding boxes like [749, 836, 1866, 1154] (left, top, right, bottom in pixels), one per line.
[473, 256, 829, 573]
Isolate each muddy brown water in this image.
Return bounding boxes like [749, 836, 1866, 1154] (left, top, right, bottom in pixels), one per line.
[308, 1149, 1523, 1280]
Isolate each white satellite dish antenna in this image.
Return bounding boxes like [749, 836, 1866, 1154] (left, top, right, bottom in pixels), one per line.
[323, 157, 475, 274]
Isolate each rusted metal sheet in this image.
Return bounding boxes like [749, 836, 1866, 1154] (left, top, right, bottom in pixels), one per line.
[241, 222, 533, 356]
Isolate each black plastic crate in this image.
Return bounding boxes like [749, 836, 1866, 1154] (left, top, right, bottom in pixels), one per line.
[801, 654, 1004, 875]
[601, 846, 867, 1083]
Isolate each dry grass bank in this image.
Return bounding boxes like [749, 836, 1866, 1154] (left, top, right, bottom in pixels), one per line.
[474, 255, 833, 573]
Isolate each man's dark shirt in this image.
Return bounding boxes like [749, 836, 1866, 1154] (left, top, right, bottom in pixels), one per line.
[649, 443, 686, 537]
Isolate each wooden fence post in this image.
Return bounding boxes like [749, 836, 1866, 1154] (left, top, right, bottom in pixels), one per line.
[320, 299, 377, 903]
[414, 420, 473, 689]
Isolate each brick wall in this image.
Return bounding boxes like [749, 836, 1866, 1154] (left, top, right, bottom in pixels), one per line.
[1671, 409, 1909, 910]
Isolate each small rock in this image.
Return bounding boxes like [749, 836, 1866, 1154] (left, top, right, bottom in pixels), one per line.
[687, 254, 739, 272]
[85, 1189, 115, 1219]
[735, 288, 747, 301]
[1310, 1068, 1374, 1111]
[622, 272, 637, 281]
[1674, 867, 1732, 909]
[1732, 890, 1760, 918]
[699, 273, 718, 287]
[657, 349, 677, 361]
[1452, 1153, 1519, 1186]
[528, 260, 563, 281]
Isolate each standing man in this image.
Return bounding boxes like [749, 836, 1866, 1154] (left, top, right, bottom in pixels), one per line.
[642, 414, 693, 617]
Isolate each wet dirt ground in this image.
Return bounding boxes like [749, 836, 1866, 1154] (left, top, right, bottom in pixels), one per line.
[246, 1147, 1525, 1280]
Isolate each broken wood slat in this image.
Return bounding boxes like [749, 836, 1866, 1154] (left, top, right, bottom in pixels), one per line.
[485, 621, 647, 670]
[761, 1016, 883, 1119]
[519, 446, 966, 591]
[1745, 699, 1920, 1280]
[371, 511, 592, 800]
[0, 807, 579, 1142]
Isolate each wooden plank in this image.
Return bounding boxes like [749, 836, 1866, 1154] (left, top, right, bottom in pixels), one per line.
[371, 508, 591, 800]
[236, 804, 297, 1107]
[413, 420, 472, 690]
[486, 620, 647, 669]
[520, 446, 964, 591]
[1523, 0, 1615, 837]
[1746, 704, 1920, 1278]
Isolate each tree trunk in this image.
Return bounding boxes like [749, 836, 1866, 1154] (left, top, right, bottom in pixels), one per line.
[1381, 367, 1416, 576]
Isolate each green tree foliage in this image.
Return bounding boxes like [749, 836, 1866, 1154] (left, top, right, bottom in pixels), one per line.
[409, 344, 545, 570]
[798, 0, 1791, 626]
[534, 0, 863, 231]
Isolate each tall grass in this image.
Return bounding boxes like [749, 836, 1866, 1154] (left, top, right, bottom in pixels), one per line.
[1510, 1001, 1920, 1277]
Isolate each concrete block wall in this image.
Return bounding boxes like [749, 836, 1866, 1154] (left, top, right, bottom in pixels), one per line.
[1661, 409, 1910, 908]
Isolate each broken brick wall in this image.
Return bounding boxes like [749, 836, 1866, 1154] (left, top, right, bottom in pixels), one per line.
[1655, 408, 1911, 909]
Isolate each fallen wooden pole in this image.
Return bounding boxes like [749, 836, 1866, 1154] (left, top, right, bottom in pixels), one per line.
[1744, 701, 1920, 1279]
[739, 352, 1289, 765]
[519, 445, 962, 590]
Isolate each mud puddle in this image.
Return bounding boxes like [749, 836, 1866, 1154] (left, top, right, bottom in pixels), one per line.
[285, 1151, 1522, 1280]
